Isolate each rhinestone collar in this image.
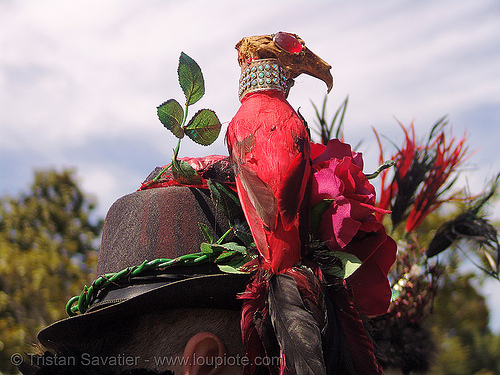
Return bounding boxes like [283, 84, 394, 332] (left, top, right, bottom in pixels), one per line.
[238, 59, 288, 101]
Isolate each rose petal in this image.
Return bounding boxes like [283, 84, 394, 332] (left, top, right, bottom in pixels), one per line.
[348, 257, 393, 316]
[311, 161, 343, 204]
[319, 200, 362, 249]
[313, 139, 355, 164]
[344, 226, 396, 277]
[310, 142, 327, 160]
[359, 217, 383, 233]
[348, 200, 381, 222]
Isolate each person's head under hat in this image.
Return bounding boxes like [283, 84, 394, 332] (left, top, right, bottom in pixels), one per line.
[24, 186, 249, 375]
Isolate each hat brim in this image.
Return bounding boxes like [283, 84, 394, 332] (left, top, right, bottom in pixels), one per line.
[38, 272, 249, 350]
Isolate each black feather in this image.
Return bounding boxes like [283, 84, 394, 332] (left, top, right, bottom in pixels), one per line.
[253, 308, 281, 375]
[427, 173, 500, 263]
[322, 290, 355, 375]
[268, 274, 326, 375]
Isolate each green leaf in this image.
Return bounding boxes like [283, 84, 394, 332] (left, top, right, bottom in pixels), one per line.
[198, 223, 214, 244]
[323, 251, 362, 279]
[178, 52, 205, 106]
[216, 252, 252, 274]
[200, 242, 214, 254]
[171, 158, 203, 185]
[217, 264, 251, 274]
[215, 250, 250, 265]
[157, 99, 184, 138]
[207, 180, 243, 223]
[200, 242, 247, 257]
[310, 199, 334, 235]
[184, 109, 221, 146]
[217, 242, 247, 253]
[215, 251, 237, 262]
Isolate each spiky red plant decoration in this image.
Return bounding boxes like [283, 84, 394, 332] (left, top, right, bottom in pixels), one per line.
[375, 117, 470, 233]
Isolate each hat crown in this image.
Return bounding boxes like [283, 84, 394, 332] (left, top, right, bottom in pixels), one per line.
[97, 186, 230, 275]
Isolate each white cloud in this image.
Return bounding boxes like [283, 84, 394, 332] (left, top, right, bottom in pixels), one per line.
[2, 0, 499, 193]
[2, 0, 499, 188]
[78, 163, 141, 216]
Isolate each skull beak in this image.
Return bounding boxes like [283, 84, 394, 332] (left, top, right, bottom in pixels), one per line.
[296, 47, 334, 93]
[235, 33, 334, 93]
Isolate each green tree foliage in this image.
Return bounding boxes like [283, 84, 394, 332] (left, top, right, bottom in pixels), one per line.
[0, 169, 101, 374]
[428, 265, 500, 375]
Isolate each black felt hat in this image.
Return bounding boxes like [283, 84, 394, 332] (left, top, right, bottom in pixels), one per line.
[38, 186, 249, 350]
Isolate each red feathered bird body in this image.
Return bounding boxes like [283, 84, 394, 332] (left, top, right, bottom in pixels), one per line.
[226, 33, 388, 375]
[227, 89, 311, 273]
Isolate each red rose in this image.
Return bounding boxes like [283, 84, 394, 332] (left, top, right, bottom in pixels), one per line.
[311, 139, 396, 315]
[311, 140, 387, 249]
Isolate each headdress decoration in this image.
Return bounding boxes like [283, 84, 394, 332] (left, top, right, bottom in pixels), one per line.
[226, 31, 395, 375]
[61, 35, 396, 375]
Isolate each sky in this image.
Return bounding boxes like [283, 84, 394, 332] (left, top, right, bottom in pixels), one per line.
[1, 0, 500, 329]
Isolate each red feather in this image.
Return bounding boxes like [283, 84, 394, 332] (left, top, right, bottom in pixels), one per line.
[278, 147, 311, 230]
[227, 90, 311, 273]
[239, 273, 270, 375]
[328, 280, 383, 375]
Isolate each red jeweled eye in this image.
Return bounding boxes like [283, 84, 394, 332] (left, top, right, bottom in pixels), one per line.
[273, 32, 303, 54]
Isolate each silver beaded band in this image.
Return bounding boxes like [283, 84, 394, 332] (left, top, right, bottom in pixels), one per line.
[238, 59, 288, 101]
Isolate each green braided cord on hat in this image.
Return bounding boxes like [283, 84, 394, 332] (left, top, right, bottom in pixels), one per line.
[66, 239, 254, 317]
